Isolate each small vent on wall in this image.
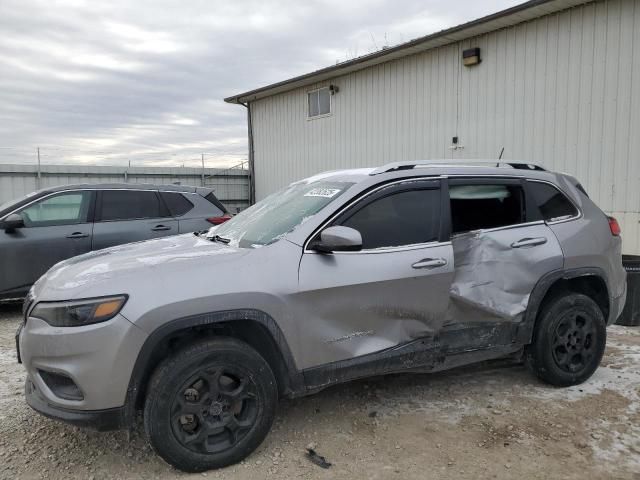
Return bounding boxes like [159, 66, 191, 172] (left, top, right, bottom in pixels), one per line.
[462, 47, 481, 66]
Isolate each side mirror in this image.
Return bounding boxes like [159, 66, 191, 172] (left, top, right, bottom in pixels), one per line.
[2, 213, 24, 232]
[313, 226, 362, 253]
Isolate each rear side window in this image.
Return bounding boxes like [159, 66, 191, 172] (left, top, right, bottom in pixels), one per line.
[339, 188, 440, 249]
[160, 192, 193, 216]
[99, 190, 166, 221]
[204, 192, 226, 214]
[450, 184, 525, 234]
[528, 181, 578, 221]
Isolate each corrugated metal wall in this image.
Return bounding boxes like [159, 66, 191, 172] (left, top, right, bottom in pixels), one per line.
[0, 164, 250, 213]
[250, 0, 640, 254]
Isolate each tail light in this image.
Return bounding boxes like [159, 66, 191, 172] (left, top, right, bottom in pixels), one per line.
[207, 214, 232, 225]
[608, 216, 621, 236]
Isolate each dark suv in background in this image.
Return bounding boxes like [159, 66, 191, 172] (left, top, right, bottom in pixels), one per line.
[0, 184, 229, 299]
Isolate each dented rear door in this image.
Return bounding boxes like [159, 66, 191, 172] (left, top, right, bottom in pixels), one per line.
[444, 178, 564, 330]
[446, 224, 563, 326]
[295, 179, 455, 370]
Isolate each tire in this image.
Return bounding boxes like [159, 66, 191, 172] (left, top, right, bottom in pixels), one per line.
[525, 293, 607, 387]
[143, 337, 278, 473]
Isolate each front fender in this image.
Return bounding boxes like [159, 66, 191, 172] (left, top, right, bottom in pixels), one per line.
[122, 308, 305, 426]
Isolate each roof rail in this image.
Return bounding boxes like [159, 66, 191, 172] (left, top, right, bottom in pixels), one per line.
[369, 160, 547, 175]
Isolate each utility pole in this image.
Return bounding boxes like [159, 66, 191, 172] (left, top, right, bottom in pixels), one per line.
[36, 147, 41, 189]
[201, 153, 206, 187]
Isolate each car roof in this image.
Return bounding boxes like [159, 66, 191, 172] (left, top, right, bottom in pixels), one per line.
[0, 183, 216, 219]
[39, 183, 212, 195]
[301, 161, 562, 184]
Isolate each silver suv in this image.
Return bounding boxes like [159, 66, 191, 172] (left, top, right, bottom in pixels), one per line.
[17, 161, 627, 472]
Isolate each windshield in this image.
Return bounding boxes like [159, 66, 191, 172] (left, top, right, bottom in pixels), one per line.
[0, 191, 39, 215]
[211, 180, 353, 248]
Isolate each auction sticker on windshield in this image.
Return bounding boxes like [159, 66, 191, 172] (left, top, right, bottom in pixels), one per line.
[304, 188, 342, 198]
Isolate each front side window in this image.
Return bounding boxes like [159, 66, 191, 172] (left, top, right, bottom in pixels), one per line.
[338, 188, 441, 249]
[450, 184, 525, 234]
[308, 87, 331, 118]
[212, 181, 353, 248]
[18, 192, 90, 227]
[527, 181, 578, 222]
[99, 190, 165, 221]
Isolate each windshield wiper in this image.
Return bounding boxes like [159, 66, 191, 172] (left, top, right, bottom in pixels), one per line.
[194, 230, 231, 244]
[210, 234, 231, 244]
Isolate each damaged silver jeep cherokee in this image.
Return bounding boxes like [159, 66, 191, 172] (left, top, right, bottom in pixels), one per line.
[17, 161, 626, 472]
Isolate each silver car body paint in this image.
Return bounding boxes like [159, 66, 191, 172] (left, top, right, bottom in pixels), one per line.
[19, 164, 627, 413]
[446, 223, 563, 324]
[19, 314, 147, 410]
[297, 242, 454, 367]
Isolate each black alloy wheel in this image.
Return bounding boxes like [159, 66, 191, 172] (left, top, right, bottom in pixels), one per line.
[525, 293, 606, 387]
[551, 311, 597, 373]
[144, 337, 278, 473]
[171, 367, 258, 454]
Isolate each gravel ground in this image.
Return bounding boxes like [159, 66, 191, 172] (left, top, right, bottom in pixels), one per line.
[1, 302, 639, 480]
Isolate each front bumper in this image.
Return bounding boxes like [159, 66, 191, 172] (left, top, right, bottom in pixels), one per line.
[25, 377, 126, 431]
[19, 312, 147, 413]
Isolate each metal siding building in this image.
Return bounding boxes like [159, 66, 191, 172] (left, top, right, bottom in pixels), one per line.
[0, 164, 250, 212]
[227, 0, 640, 254]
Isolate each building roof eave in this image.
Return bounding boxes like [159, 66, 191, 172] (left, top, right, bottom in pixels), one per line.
[224, 0, 592, 104]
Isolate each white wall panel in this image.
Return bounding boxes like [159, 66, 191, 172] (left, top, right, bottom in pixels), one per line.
[251, 0, 640, 253]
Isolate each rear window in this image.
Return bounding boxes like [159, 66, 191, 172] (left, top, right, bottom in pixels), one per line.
[450, 184, 525, 234]
[161, 192, 193, 216]
[527, 181, 578, 222]
[99, 190, 166, 221]
[575, 183, 589, 198]
[204, 192, 227, 214]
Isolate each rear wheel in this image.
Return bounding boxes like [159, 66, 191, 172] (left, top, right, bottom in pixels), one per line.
[525, 293, 606, 387]
[144, 337, 277, 473]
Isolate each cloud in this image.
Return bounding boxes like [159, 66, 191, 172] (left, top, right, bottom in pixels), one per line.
[0, 0, 521, 168]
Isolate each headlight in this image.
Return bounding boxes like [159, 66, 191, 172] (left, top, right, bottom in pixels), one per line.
[30, 296, 128, 327]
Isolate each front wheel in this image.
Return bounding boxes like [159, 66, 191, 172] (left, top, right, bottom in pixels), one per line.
[525, 293, 607, 387]
[144, 337, 278, 473]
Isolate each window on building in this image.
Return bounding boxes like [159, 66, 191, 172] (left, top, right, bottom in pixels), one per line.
[308, 87, 331, 118]
[527, 181, 578, 222]
[450, 184, 525, 234]
[339, 188, 441, 249]
[99, 190, 166, 221]
[160, 192, 194, 217]
[19, 192, 91, 227]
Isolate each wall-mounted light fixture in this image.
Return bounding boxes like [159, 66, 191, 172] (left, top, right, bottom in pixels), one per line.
[462, 47, 481, 66]
[329, 84, 340, 95]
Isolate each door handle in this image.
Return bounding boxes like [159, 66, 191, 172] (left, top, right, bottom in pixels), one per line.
[412, 258, 448, 269]
[511, 237, 547, 249]
[151, 225, 171, 231]
[66, 232, 89, 239]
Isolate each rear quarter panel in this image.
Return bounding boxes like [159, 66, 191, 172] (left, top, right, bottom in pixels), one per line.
[548, 176, 625, 299]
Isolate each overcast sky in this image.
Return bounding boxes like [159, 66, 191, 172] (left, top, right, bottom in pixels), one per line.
[0, 0, 521, 169]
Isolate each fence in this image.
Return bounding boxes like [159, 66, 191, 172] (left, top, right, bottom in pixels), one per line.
[0, 163, 250, 213]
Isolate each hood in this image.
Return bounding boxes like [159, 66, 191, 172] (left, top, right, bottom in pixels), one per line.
[34, 233, 247, 301]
